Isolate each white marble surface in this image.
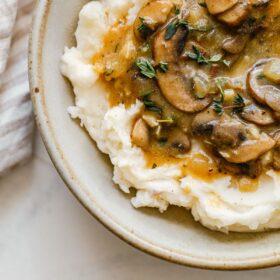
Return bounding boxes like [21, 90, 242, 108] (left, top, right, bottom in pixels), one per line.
[0, 132, 280, 279]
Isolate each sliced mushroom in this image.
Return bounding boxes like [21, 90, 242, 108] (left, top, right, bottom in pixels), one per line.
[167, 128, 191, 156]
[247, 59, 280, 112]
[217, 1, 251, 27]
[215, 155, 262, 178]
[153, 20, 212, 113]
[247, 59, 272, 104]
[131, 118, 149, 148]
[263, 59, 280, 84]
[134, 0, 174, 40]
[211, 119, 247, 148]
[264, 86, 280, 113]
[241, 103, 275, 125]
[205, 0, 238, 15]
[222, 34, 249, 54]
[192, 108, 220, 136]
[218, 132, 275, 163]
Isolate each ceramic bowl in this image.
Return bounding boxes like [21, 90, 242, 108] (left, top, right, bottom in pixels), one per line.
[29, 0, 280, 270]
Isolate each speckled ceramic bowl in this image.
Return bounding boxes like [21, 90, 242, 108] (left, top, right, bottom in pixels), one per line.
[29, 0, 280, 270]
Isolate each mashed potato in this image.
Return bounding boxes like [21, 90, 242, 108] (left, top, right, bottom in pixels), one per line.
[61, 0, 280, 232]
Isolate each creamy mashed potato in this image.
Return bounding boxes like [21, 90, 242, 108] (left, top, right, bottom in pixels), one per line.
[61, 0, 280, 232]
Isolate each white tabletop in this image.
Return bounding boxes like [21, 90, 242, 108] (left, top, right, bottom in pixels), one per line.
[0, 131, 279, 279]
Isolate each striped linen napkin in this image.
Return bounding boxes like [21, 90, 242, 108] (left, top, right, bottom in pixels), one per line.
[0, 0, 34, 175]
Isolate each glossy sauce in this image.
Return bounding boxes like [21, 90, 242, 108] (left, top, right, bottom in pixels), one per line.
[91, 0, 280, 192]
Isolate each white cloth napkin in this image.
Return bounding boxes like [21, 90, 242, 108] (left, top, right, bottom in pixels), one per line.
[0, 0, 34, 175]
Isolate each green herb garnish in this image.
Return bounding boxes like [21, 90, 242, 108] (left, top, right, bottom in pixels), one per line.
[165, 19, 188, 40]
[222, 59, 231, 68]
[213, 100, 224, 115]
[143, 95, 162, 113]
[188, 46, 208, 65]
[208, 54, 223, 63]
[233, 93, 245, 113]
[213, 79, 226, 115]
[137, 17, 152, 39]
[159, 61, 169, 73]
[174, 6, 180, 15]
[136, 58, 156, 79]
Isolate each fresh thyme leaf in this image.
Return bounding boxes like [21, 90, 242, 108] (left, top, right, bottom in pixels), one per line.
[137, 17, 152, 39]
[208, 54, 223, 63]
[213, 78, 226, 115]
[188, 46, 208, 65]
[178, 20, 188, 26]
[165, 19, 188, 40]
[159, 61, 169, 72]
[143, 95, 162, 113]
[165, 21, 178, 40]
[215, 78, 226, 102]
[213, 100, 224, 115]
[233, 93, 245, 113]
[174, 6, 180, 15]
[135, 58, 156, 79]
[222, 59, 231, 68]
[187, 52, 198, 60]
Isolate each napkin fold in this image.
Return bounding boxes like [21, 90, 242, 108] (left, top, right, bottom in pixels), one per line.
[0, 0, 34, 175]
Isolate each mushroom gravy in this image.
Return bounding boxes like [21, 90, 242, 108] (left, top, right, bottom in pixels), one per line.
[92, 0, 280, 187]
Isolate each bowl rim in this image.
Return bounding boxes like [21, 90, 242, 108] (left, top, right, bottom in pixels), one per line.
[29, 0, 280, 271]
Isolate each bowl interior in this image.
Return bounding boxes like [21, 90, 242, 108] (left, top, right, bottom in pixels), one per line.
[30, 0, 280, 270]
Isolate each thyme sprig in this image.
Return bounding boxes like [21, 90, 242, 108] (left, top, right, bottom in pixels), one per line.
[165, 19, 188, 40]
[135, 58, 156, 79]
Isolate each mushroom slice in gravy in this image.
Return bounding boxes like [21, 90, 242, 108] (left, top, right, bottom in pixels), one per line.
[167, 128, 191, 156]
[217, 1, 251, 27]
[134, 0, 174, 40]
[153, 18, 212, 113]
[247, 59, 274, 104]
[248, 59, 280, 112]
[222, 34, 249, 54]
[241, 104, 275, 125]
[218, 133, 275, 163]
[132, 118, 150, 148]
[205, 0, 239, 15]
